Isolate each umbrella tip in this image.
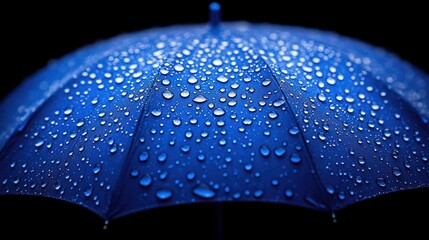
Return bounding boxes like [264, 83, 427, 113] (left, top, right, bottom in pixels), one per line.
[331, 212, 338, 223]
[209, 2, 221, 30]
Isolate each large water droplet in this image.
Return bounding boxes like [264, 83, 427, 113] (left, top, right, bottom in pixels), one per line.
[180, 90, 190, 98]
[262, 79, 271, 86]
[162, 89, 174, 99]
[193, 94, 208, 103]
[259, 146, 271, 157]
[180, 145, 191, 153]
[156, 189, 172, 200]
[274, 147, 286, 157]
[174, 64, 184, 72]
[213, 59, 223, 66]
[84, 186, 93, 197]
[376, 178, 386, 187]
[115, 76, 124, 84]
[358, 156, 366, 165]
[243, 118, 252, 125]
[139, 173, 153, 187]
[288, 127, 299, 136]
[318, 93, 326, 102]
[193, 184, 216, 199]
[289, 154, 301, 164]
[217, 75, 228, 83]
[157, 153, 168, 163]
[76, 119, 85, 127]
[284, 189, 294, 198]
[254, 190, 264, 198]
[273, 99, 285, 107]
[187, 76, 198, 84]
[54, 181, 61, 191]
[151, 109, 162, 117]
[186, 171, 196, 181]
[64, 107, 73, 115]
[93, 164, 101, 174]
[268, 111, 278, 119]
[34, 138, 45, 148]
[139, 152, 149, 162]
[213, 108, 225, 116]
[392, 167, 402, 177]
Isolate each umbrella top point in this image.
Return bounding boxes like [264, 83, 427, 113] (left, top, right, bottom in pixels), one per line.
[209, 2, 221, 30]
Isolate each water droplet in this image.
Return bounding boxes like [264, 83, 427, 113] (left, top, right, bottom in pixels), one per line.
[54, 181, 61, 191]
[392, 167, 402, 177]
[243, 118, 252, 125]
[197, 153, 206, 161]
[139, 173, 153, 187]
[318, 133, 326, 141]
[288, 127, 299, 136]
[76, 119, 85, 127]
[156, 189, 172, 200]
[93, 164, 101, 174]
[139, 152, 149, 162]
[130, 169, 139, 177]
[193, 94, 208, 103]
[213, 59, 223, 66]
[193, 184, 216, 199]
[289, 154, 301, 164]
[84, 186, 93, 197]
[259, 146, 271, 157]
[115, 76, 124, 84]
[268, 111, 278, 119]
[273, 99, 285, 107]
[217, 75, 228, 83]
[318, 93, 326, 102]
[180, 90, 190, 98]
[34, 138, 45, 148]
[326, 77, 336, 85]
[262, 79, 272, 86]
[157, 153, 167, 163]
[326, 186, 335, 194]
[358, 156, 366, 165]
[213, 108, 225, 116]
[355, 176, 363, 183]
[151, 109, 162, 117]
[244, 163, 253, 172]
[254, 190, 264, 198]
[284, 189, 294, 198]
[180, 145, 191, 153]
[187, 76, 198, 84]
[64, 108, 73, 115]
[174, 64, 184, 72]
[376, 178, 386, 187]
[274, 147, 286, 157]
[109, 144, 117, 153]
[186, 171, 196, 181]
[173, 118, 181, 126]
[162, 89, 174, 99]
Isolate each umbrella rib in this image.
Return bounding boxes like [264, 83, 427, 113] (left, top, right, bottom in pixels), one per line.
[105, 67, 160, 219]
[106, 33, 209, 219]
[255, 54, 332, 210]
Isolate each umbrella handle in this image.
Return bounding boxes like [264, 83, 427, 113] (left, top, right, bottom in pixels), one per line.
[209, 2, 221, 30]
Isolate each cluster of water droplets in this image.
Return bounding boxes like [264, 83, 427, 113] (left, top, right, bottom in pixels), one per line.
[0, 23, 427, 218]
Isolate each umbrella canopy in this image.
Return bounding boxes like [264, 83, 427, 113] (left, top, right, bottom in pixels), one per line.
[0, 9, 428, 220]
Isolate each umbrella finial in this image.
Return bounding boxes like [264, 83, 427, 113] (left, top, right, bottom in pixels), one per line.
[209, 2, 221, 30]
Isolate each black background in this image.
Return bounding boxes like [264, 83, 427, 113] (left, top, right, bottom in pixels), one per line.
[1, 0, 428, 238]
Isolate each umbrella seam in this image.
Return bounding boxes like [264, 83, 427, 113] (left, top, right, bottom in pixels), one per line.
[105, 31, 208, 219]
[253, 53, 332, 211]
[105, 68, 160, 220]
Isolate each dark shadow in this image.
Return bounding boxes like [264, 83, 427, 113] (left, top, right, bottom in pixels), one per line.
[0, 188, 428, 238]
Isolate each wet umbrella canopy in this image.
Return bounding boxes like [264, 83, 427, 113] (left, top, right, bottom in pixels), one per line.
[0, 3, 428, 221]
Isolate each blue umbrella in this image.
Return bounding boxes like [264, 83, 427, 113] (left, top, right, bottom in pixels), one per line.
[0, 3, 428, 221]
